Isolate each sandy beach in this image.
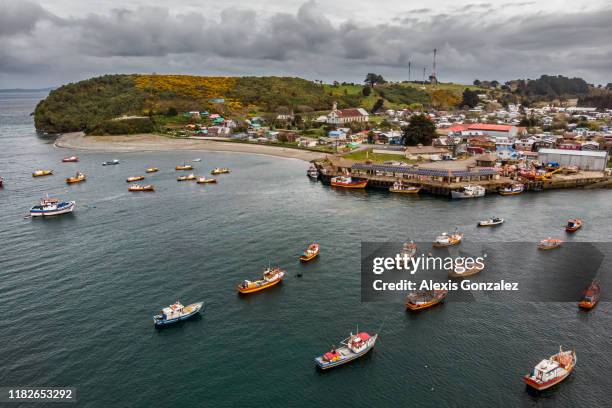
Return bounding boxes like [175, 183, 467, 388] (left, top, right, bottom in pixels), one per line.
[54, 132, 327, 162]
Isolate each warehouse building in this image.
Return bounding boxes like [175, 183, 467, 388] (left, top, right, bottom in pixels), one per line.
[538, 148, 608, 171]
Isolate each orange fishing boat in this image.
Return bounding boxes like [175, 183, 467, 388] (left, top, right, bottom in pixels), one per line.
[66, 172, 86, 184]
[176, 164, 193, 171]
[538, 238, 563, 250]
[145, 167, 159, 173]
[330, 176, 368, 189]
[523, 346, 576, 391]
[565, 218, 582, 232]
[32, 169, 53, 177]
[578, 281, 600, 309]
[299, 243, 320, 262]
[126, 176, 145, 182]
[236, 266, 285, 294]
[128, 184, 155, 192]
[405, 290, 448, 311]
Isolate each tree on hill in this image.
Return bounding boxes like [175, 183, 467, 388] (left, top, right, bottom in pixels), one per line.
[473, 79, 481, 86]
[491, 80, 499, 88]
[365, 73, 386, 87]
[362, 86, 371, 96]
[371, 98, 385, 113]
[401, 114, 436, 146]
[460, 89, 480, 108]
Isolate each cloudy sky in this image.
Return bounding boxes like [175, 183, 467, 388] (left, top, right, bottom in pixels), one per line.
[1, 0, 611, 88]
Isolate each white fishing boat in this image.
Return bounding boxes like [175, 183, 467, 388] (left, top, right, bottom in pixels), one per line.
[478, 217, 504, 227]
[401, 240, 417, 258]
[102, 159, 120, 166]
[389, 181, 421, 194]
[433, 231, 463, 247]
[500, 183, 524, 196]
[153, 301, 203, 327]
[314, 330, 378, 370]
[307, 165, 319, 179]
[451, 184, 485, 199]
[30, 196, 75, 217]
[523, 346, 576, 390]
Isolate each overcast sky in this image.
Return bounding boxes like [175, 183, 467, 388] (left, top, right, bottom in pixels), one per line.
[1, 0, 611, 88]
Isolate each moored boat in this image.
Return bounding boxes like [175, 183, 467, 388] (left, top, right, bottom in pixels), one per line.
[32, 169, 53, 177]
[538, 238, 562, 250]
[211, 167, 230, 175]
[177, 174, 196, 181]
[152, 301, 203, 327]
[389, 181, 421, 194]
[30, 196, 75, 217]
[565, 218, 582, 232]
[176, 164, 193, 171]
[478, 217, 504, 227]
[145, 167, 159, 173]
[448, 258, 485, 278]
[433, 231, 463, 247]
[500, 183, 524, 196]
[62, 156, 79, 163]
[0, 177, 3, 188]
[307, 165, 319, 179]
[102, 159, 120, 166]
[236, 266, 285, 294]
[299, 243, 320, 262]
[193, 158, 202, 162]
[66, 172, 86, 184]
[314, 331, 378, 370]
[578, 281, 600, 309]
[401, 240, 417, 258]
[126, 175, 145, 182]
[405, 290, 448, 311]
[451, 184, 485, 199]
[523, 347, 576, 391]
[196, 177, 217, 184]
[128, 184, 155, 192]
[330, 176, 368, 189]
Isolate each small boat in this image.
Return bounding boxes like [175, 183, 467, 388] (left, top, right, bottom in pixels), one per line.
[211, 167, 230, 175]
[565, 218, 582, 232]
[451, 184, 485, 199]
[433, 231, 463, 247]
[62, 156, 79, 163]
[500, 183, 524, 196]
[177, 174, 196, 181]
[126, 176, 145, 183]
[193, 158, 202, 162]
[314, 331, 378, 370]
[145, 167, 159, 173]
[538, 238, 563, 250]
[196, 177, 217, 184]
[478, 217, 504, 227]
[523, 346, 576, 391]
[32, 169, 53, 177]
[307, 165, 319, 179]
[102, 159, 120, 166]
[299, 243, 320, 262]
[66, 172, 86, 184]
[405, 290, 448, 311]
[128, 184, 155, 192]
[448, 258, 485, 278]
[152, 300, 203, 327]
[0, 177, 3, 188]
[176, 164, 193, 171]
[578, 281, 600, 309]
[401, 240, 417, 258]
[330, 176, 368, 189]
[389, 181, 421, 194]
[236, 266, 285, 294]
[30, 196, 75, 217]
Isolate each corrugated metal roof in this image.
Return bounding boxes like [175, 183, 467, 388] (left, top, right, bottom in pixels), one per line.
[538, 148, 608, 157]
[351, 163, 498, 177]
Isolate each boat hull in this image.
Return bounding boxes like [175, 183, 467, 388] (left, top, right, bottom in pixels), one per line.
[578, 300, 597, 309]
[30, 201, 75, 217]
[315, 335, 378, 370]
[300, 252, 319, 262]
[523, 366, 574, 391]
[389, 187, 421, 194]
[448, 266, 484, 278]
[153, 303, 203, 327]
[66, 178, 86, 184]
[236, 278, 282, 294]
[478, 220, 503, 227]
[331, 180, 368, 189]
[500, 190, 523, 196]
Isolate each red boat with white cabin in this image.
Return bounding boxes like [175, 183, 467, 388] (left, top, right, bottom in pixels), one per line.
[330, 176, 368, 189]
[523, 346, 576, 391]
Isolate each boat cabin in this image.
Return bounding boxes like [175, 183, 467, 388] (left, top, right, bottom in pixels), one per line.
[161, 302, 185, 320]
[532, 359, 563, 383]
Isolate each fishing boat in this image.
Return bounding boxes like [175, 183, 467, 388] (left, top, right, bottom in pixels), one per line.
[523, 346, 576, 391]
[330, 176, 368, 189]
[152, 300, 203, 327]
[196, 177, 217, 184]
[236, 266, 285, 294]
[299, 243, 320, 262]
[177, 174, 196, 181]
[565, 219, 582, 233]
[448, 258, 485, 278]
[211, 167, 230, 175]
[389, 181, 421, 194]
[401, 240, 417, 258]
[66, 172, 86, 184]
[176, 164, 193, 171]
[307, 165, 319, 179]
[128, 184, 155, 192]
[30, 196, 75, 217]
[405, 290, 448, 311]
[538, 238, 562, 250]
[32, 169, 53, 177]
[126, 176, 145, 182]
[145, 167, 159, 173]
[102, 159, 120, 166]
[62, 156, 79, 163]
[433, 231, 463, 247]
[314, 331, 378, 370]
[578, 281, 600, 309]
[192, 158, 202, 162]
[478, 217, 504, 227]
[451, 184, 485, 199]
[500, 183, 524, 196]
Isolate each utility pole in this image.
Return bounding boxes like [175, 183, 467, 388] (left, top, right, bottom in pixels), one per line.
[422, 67, 426, 85]
[408, 61, 411, 82]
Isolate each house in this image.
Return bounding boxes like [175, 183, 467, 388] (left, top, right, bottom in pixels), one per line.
[298, 138, 318, 148]
[404, 145, 448, 160]
[538, 148, 608, 171]
[328, 130, 347, 140]
[327, 102, 369, 124]
[474, 153, 498, 167]
[466, 123, 518, 138]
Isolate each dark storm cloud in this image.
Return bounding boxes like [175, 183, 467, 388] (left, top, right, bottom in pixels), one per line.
[0, 0, 611, 87]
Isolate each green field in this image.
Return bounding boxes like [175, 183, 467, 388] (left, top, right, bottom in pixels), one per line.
[343, 148, 417, 164]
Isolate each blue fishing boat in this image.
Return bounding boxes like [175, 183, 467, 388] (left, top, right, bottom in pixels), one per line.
[315, 331, 378, 370]
[153, 301, 203, 327]
[30, 196, 75, 217]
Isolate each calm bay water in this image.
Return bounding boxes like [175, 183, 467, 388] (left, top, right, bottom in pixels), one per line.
[1, 91, 611, 407]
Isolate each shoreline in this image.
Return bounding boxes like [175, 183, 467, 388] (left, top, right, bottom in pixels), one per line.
[54, 132, 328, 162]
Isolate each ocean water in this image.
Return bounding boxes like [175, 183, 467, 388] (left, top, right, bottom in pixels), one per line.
[1, 91, 611, 407]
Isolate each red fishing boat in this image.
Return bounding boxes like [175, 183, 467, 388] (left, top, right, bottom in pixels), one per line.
[62, 156, 79, 162]
[565, 218, 582, 232]
[523, 346, 576, 391]
[330, 176, 368, 189]
[299, 243, 320, 262]
[578, 281, 600, 309]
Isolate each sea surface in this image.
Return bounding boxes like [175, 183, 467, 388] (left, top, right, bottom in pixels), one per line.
[1, 91, 611, 408]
